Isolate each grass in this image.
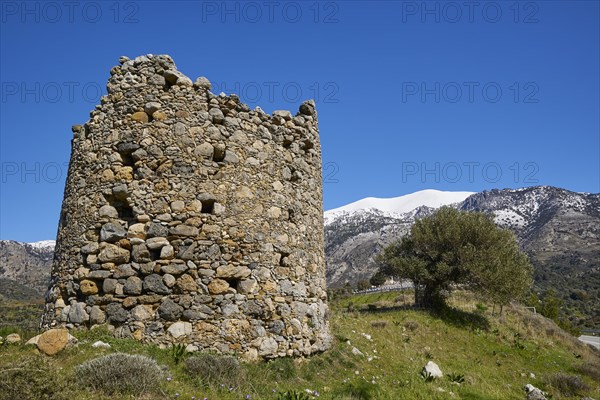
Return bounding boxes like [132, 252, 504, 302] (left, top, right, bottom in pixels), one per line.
[0, 291, 598, 399]
[184, 353, 244, 388]
[0, 300, 44, 334]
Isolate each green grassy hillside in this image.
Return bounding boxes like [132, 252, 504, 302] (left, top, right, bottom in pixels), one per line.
[1, 291, 598, 400]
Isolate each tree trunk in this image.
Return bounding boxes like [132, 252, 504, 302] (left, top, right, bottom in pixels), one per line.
[414, 284, 421, 306]
[422, 285, 445, 310]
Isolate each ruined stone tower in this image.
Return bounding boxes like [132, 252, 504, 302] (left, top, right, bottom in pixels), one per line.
[41, 54, 331, 359]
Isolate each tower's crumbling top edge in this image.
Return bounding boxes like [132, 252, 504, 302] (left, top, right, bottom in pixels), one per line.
[114, 54, 317, 121]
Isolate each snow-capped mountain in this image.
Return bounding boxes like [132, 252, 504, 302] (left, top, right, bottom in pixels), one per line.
[460, 187, 599, 246]
[324, 191, 476, 288]
[26, 240, 56, 251]
[324, 189, 475, 225]
[325, 186, 600, 328]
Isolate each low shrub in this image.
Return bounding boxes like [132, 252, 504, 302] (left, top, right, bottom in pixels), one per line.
[546, 373, 590, 397]
[371, 320, 388, 329]
[184, 353, 243, 387]
[577, 361, 600, 382]
[404, 320, 419, 331]
[0, 355, 71, 400]
[75, 352, 164, 395]
[371, 300, 394, 309]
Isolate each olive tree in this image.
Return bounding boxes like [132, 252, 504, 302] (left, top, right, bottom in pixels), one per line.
[375, 207, 532, 311]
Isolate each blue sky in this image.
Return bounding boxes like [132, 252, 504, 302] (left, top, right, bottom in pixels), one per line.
[0, 1, 598, 242]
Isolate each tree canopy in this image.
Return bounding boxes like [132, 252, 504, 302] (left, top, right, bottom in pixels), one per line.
[375, 207, 533, 310]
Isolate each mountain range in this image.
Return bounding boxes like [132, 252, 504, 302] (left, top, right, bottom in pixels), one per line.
[1, 186, 598, 328]
[0, 240, 55, 302]
[325, 186, 599, 328]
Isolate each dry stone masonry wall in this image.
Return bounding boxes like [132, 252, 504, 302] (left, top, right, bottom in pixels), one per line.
[41, 54, 331, 359]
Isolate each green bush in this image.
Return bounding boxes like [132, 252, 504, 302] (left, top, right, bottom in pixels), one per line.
[75, 352, 164, 395]
[170, 343, 188, 364]
[184, 353, 243, 387]
[0, 355, 70, 400]
[276, 390, 312, 400]
[447, 373, 465, 384]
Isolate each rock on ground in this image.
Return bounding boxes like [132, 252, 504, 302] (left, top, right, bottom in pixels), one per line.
[27, 328, 77, 355]
[524, 384, 547, 400]
[423, 361, 443, 378]
[91, 340, 111, 349]
[5, 333, 21, 344]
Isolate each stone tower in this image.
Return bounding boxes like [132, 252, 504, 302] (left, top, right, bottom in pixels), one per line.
[41, 54, 331, 359]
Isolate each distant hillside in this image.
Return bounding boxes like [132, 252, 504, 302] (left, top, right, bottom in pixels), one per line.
[325, 186, 600, 329]
[461, 186, 600, 329]
[0, 240, 54, 301]
[0, 278, 41, 302]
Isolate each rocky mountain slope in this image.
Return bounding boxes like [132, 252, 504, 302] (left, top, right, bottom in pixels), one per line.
[0, 240, 55, 301]
[325, 186, 600, 328]
[324, 190, 475, 287]
[461, 186, 600, 328]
